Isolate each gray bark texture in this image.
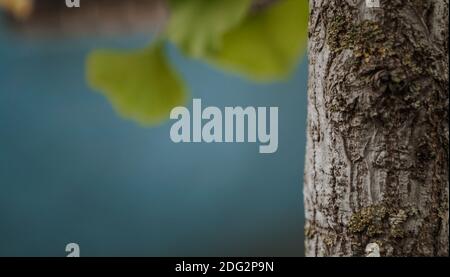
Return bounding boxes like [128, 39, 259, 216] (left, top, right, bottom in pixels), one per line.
[304, 0, 449, 256]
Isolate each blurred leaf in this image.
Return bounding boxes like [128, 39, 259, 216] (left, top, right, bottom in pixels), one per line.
[85, 0, 309, 125]
[167, 0, 253, 57]
[86, 43, 187, 126]
[205, 0, 309, 81]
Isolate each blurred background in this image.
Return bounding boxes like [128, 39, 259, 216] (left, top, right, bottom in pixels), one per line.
[0, 0, 308, 256]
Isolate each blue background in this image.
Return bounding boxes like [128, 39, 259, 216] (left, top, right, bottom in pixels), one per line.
[0, 18, 308, 256]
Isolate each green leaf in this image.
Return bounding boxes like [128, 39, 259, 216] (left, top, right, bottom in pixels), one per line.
[167, 0, 253, 58]
[205, 0, 309, 81]
[86, 43, 187, 126]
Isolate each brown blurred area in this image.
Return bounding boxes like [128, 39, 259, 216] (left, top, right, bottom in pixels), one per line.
[0, 0, 168, 36]
[0, 0, 280, 36]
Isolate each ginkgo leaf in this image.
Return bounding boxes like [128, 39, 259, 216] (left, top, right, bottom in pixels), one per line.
[204, 0, 309, 81]
[86, 43, 187, 126]
[166, 0, 253, 58]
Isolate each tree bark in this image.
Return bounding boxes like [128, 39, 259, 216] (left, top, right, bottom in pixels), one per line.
[304, 0, 449, 256]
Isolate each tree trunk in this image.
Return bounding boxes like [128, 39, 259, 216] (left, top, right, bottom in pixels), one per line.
[304, 0, 448, 256]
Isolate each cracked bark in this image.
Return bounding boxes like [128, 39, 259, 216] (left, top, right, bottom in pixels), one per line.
[304, 0, 448, 256]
